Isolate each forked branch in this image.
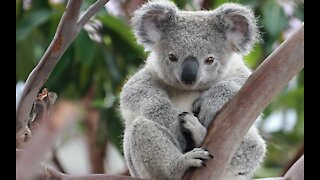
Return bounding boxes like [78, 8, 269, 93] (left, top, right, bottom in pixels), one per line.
[16, 0, 109, 141]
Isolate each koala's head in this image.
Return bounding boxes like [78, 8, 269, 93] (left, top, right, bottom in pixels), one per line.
[131, 0, 259, 90]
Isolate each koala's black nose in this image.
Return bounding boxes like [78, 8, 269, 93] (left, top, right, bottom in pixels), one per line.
[181, 56, 199, 85]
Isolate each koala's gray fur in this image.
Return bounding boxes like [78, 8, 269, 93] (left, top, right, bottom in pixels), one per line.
[120, 1, 266, 179]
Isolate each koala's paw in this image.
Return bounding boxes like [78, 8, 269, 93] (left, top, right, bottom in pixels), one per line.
[182, 148, 213, 168]
[229, 130, 267, 176]
[193, 82, 240, 128]
[179, 112, 207, 147]
[192, 97, 218, 128]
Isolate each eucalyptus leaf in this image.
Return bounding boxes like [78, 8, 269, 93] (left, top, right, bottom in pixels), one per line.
[16, 10, 52, 42]
[262, 1, 288, 38]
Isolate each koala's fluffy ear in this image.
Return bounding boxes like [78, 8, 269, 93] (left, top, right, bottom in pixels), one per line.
[131, 0, 177, 50]
[214, 3, 260, 55]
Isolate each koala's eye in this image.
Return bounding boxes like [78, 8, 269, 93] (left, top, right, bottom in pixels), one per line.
[169, 54, 178, 62]
[205, 57, 215, 64]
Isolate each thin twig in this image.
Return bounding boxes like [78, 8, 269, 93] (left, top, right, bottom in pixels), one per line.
[183, 22, 304, 180]
[16, 0, 109, 140]
[78, 0, 110, 28]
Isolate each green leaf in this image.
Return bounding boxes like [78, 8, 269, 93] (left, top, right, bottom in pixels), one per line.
[16, 0, 23, 20]
[211, 0, 261, 12]
[32, 0, 50, 9]
[212, 0, 226, 8]
[233, 0, 261, 7]
[293, 5, 304, 21]
[98, 15, 135, 45]
[262, 0, 288, 38]
[103, 48, 121, 84]
[244, 44, 263, 69]
[97, 14, 144, 55]
[74, 31, 97, 65]
[16, 37, 36, 82]
[98, 108, 124, 152]
[173, 0, 188, 9]
[16, 9, 52, 42]
[45, 47, 73, 95]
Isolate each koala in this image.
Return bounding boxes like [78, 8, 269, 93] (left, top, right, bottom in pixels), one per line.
[120, 1, 266, 180]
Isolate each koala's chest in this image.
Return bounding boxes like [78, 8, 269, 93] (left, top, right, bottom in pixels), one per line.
[170, 91, 201, 112]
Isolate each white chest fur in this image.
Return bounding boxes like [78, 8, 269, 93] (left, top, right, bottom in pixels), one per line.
[170, 91, 201, 112]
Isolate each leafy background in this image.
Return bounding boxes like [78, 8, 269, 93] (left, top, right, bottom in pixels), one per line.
[16, 0, 304, 178]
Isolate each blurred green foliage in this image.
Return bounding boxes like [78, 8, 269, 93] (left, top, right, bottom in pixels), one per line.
[16, 0, 303, 177]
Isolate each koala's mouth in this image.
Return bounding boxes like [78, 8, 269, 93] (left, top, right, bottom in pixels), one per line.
[178, 80, 199, 90]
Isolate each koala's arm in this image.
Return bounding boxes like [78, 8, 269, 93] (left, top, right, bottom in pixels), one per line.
[120, 69, 180, 132]
[193, 63, 266, 179]
[193, 63, 250, 128]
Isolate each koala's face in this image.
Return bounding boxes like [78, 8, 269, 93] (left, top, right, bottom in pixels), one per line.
[132, 1, 259, 90]
[153, 16, 230, 90]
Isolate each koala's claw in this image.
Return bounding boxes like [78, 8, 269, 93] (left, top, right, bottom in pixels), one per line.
[179, 112, 189, 117]
[182, 148, 212, 168]
[192, 99, 201, 117]
[201, 147, 214, 158]
[179, 112, 197, 128]
[187, 148, 212, 158]
[179, 112, 189, 125]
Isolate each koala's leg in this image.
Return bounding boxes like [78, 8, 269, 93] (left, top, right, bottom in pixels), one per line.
[124, 116, 212, 180]
[123, 129, 139, 177]
[223, 126, 266, 180]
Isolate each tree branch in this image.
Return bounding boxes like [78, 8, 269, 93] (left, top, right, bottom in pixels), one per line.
[16, 0, 109, 140]
[281, 144, 304, 175]
[253, 154, 304, 180]
[16, 88, 57, 148]
[183, 22, 304, 179]
[16, 101, 81, 180]
[254, 178, 285, 180]
[63, 0, 83, 25]
[52, 149, 67, 173]
[37, 165, 144, 180]
[77, 0, 110, 28]
[284, 155, 304, 180]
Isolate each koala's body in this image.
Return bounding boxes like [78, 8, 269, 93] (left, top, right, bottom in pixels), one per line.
[120, 1, 266, 179]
